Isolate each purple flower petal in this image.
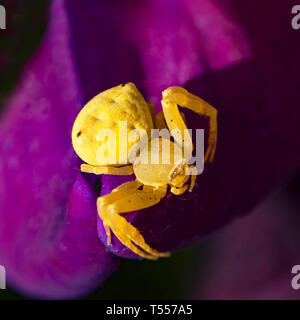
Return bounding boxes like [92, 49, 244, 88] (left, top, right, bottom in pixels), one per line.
[0, 0, 118, 299]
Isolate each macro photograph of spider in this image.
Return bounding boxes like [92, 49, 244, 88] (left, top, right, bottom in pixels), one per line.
[72, 83, 217, 259]
[0, 0, 300, 304]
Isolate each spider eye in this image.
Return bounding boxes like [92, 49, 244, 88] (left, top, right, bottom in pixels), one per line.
[77, 131, 82, 137]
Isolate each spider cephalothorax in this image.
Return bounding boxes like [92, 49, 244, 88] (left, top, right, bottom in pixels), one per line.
[72, 83, 217, 259]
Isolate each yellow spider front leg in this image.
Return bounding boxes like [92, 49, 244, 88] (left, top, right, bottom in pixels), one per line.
[81, 164, 134, 175]
[170, 184, 189, 195]
[162, 86, 218, 163]
[155, 110, 186, 130]
[189, 174, 197, 192]
[97, 180, 170, 260]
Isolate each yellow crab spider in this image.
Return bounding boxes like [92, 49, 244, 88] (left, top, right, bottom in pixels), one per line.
[71, 83, 217, 260]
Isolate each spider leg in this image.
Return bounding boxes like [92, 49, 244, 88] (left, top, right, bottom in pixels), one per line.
[103, 223, 112, 246]
[155, 111, 187, 131]
[170, 184, 189, 195]
[97, 181, 170, 259]
[189, 173, 197, 192]
[110, 223, 159, 260]
[162, 86, 217, 163]
[81, 163, 133, 175]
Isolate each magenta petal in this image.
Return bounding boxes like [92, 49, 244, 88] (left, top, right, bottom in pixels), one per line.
[0, 1, 118, 298]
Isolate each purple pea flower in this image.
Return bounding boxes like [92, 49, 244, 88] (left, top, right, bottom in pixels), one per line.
[0, 0, 299, 298]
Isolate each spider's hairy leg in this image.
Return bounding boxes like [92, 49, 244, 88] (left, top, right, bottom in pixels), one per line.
[81, 164, 134, 175]
[155, 111, 186, 131]
[97, 181, 170, 260]
[161, 99, 193, 160]
[162, 86, 217, 163]
[98, 180, 143, 247]
[170, 184, 189, 195]
[170, 164, 197, 195]
[104, 224, 112, 246]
